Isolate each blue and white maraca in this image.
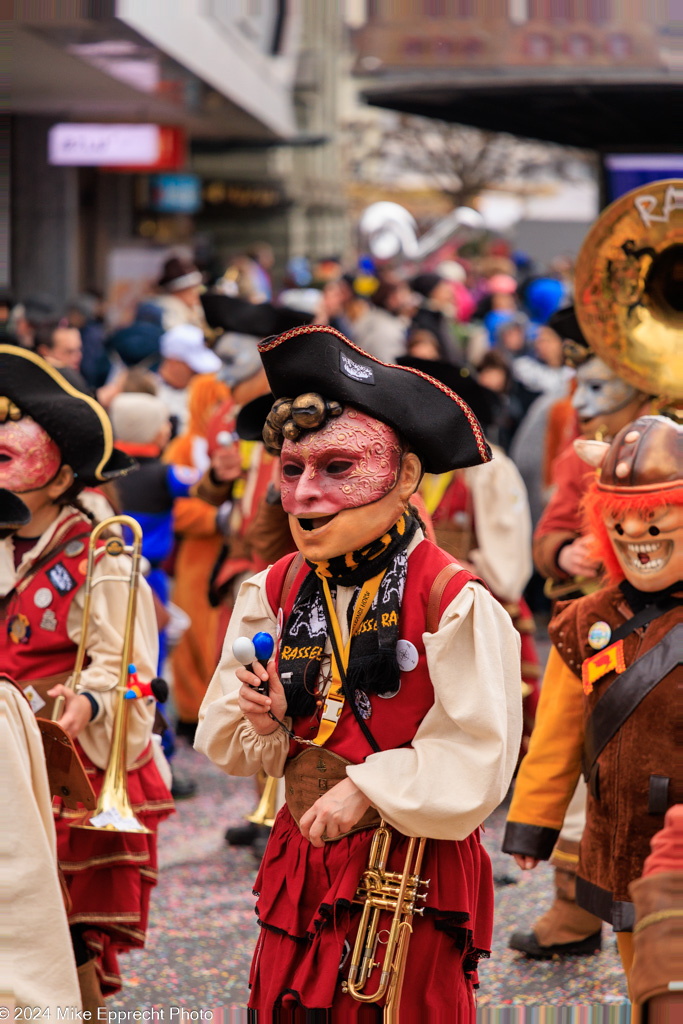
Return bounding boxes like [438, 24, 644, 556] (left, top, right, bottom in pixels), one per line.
[232, 631, 274, 669]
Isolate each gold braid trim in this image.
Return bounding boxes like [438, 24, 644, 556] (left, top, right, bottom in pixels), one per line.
[115, 925, 146, 943]
[60, 850, 149, 871]
[97, 967, 122, 987]
[258, 324, 491, 463]
[69, 911, 141, 925]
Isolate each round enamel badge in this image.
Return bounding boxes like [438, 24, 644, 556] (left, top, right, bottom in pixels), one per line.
[395, 639, 419, 672]
[34, 587, 53, 609]
[588, 620, 611, 650]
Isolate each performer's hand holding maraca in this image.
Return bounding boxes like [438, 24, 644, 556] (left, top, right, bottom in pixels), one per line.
[234, 633, 287, 735]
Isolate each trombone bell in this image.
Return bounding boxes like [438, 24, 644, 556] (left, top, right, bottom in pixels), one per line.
[68, 515, 151, 835]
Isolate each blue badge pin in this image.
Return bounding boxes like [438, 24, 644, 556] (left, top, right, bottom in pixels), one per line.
[588, 620, 612, 651]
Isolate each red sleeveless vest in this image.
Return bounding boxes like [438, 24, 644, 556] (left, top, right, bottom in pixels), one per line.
[1, 515, 95, 683]
[265, 538, 481, 763]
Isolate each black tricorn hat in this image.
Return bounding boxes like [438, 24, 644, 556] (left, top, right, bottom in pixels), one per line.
[236, 393, 274, 441]
[0, 488, 30, 534]
[257, 326, 491, 473]
[547, 305, 592, 368]
[0, 346, 135, 484]
[397, 356, 499, 431]
[201, 294, 313, 337]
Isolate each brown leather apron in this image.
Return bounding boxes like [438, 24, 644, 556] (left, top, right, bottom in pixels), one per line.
[284, 747, 381, 841]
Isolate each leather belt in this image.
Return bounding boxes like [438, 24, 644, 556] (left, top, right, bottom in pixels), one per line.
[284, 747, 380, 841]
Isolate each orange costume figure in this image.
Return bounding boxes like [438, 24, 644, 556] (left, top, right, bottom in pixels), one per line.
[163, 374, 232, 731]
[504, 416, 682, 991]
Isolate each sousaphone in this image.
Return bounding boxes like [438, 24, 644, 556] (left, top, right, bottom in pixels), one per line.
[574, 178, 683, 413]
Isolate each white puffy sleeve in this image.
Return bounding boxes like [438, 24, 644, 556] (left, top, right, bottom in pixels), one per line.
[195, 568, 290, 778]
[465, 450, 533, 602]
[346, 582, 522, 840]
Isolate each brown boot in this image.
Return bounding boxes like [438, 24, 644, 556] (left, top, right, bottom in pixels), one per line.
[509, 838, 603, 958]
[77, 960, 105, 1013]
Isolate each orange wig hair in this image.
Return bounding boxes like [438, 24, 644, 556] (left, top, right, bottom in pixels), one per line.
[582, 479, 683, 584]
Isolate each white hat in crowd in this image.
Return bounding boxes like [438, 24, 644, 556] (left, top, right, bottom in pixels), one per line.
[159, 324, 222, 375]
[110, 393, 170, 445]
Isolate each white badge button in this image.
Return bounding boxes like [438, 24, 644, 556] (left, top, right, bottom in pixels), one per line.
[23, 685, 46, 714]
[395, 639, 419, 672]
[34, 587, 53, 609]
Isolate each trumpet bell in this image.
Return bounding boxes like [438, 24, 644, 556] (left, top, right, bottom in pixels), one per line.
[574, 179, 683, 402]
[245, 773, 277, 828]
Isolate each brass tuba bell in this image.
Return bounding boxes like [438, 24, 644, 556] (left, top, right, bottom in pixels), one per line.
[574, 179, 683, 409]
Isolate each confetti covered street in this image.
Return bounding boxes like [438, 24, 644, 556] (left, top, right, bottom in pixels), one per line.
[108, 741, 629, 1013]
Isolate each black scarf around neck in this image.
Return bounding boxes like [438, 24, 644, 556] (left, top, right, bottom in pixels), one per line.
[278, 512, 418, 719]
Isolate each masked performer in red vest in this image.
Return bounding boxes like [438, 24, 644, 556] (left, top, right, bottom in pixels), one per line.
[503, 415, 682, 990]
[196, 326, 523, 1018]
[0, 347, 174, 1010]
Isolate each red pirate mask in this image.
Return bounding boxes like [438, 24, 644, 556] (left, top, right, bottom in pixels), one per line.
[280, 408, 416, 561]
[0, 410, 62, 493]
[281, 408, 402, 516]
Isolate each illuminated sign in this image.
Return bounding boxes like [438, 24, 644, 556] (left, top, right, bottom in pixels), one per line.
[48, 124, 186, 169]
[150, 173, 202, 213]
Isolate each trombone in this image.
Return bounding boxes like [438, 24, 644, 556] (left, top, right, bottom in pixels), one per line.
[342, 820, 428, 1022]
[53, 515, 150, 834]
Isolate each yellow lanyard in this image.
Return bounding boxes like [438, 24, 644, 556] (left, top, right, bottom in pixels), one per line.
[312, 570, 384, 746]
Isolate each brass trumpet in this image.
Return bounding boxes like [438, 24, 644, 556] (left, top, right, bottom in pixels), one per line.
[53, 515, 150, 834]
[342, 820, 428, 1022]
[246, 771, 278, 828]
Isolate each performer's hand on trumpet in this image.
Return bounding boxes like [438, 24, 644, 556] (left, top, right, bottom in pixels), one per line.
[47, 684, 93, 738]
[300, 778, 372, 849]
[236, 660, 287, 735]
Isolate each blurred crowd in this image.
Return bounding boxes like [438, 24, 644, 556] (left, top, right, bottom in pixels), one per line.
[0, 238, 585, 766]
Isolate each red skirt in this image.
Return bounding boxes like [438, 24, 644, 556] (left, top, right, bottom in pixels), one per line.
[248, 806, 493, 1020]
[54, 741, 174, 995]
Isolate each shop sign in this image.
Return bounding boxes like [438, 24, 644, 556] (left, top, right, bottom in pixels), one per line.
[48, 124, 186, 169]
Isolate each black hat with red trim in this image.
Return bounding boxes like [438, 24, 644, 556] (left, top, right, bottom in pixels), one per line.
[257, 325, 491, 473]
[397, 355, 499, 430]
[0, 345, 135, 484]
[201, 294, 313, 336]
